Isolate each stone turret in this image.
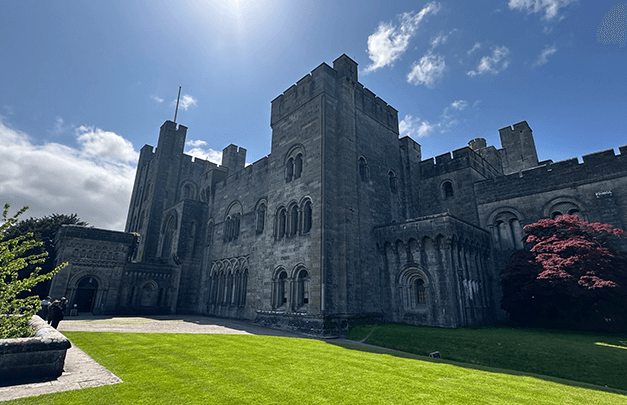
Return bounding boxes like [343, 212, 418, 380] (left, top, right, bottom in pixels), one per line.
[498, 121, 539, 174]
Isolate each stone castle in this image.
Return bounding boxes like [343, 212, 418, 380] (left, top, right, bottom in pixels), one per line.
[49, 54, 627, 333]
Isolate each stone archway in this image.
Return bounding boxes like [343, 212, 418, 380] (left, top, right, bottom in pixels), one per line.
[75, 277, 98, 313]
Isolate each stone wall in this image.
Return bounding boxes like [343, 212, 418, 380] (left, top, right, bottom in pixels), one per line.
[0, 316, 70, 385]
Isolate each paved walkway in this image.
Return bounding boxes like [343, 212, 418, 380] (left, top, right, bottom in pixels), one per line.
[0, 314, 306, 402]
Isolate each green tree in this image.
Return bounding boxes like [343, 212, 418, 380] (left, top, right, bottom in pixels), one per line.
[501, 215, 627, 332]
[0, 205, 67, 338]
[3, 211, 87, 298]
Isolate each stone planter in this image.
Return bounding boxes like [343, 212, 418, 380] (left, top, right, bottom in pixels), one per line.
[0, 315, 71, 385]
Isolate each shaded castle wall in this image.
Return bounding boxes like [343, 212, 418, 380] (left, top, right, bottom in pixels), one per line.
[476, 146, 627, 233]
[375, 214, 494, 328]
[418, 147, 502, 225]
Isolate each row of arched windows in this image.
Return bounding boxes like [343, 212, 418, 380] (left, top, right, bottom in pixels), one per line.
[207, 270, 248, 307]
[275, 200, 313, 239]
[272, 268, 309, 311]
[491, 200, 585, 251]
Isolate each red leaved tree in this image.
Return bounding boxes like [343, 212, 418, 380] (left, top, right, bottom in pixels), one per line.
[501, 215, 627, 332]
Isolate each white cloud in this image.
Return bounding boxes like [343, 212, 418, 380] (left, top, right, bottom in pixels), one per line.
[532, 44, 558, 67]
[467, 42, 482, 55]
[399, 114, 435, 138]
[430, 29, 457, 49]
[365, 2, 441, 72]
[508, 0, 575, 20]
[76, 126, 139, 164]
[407, 53, 446, 87]
[439, 100, 467, 132]
[152, 95, 164, 103]
[450, 100, 468, 110]
[174, 94, 197, 111]
[0, 119, 136, 230]
[184, 139, 222, 165]
[50, 116, 68, 135]
[467, 46, 510, 76]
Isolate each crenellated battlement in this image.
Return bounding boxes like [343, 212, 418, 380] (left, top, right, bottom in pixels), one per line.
[270, 54, 398, 132]
[270, 62, 336, 127]
[475, 145, 627, 203]
[353, 82, 399, 132]
[420, 146, 502, 179]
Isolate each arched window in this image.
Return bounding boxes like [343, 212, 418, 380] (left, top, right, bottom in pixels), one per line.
[256, 203, 266, 234]
[233, 213, 240, 240]
[285, 158, 294, 183]
[224, 203, 242, 243]
[182, 183, 196, 200]
[493, 211, 524, 250]
[296, 269, 309, 309]
[277, 208, 286, 239]
[294, 154, 303, 179]
[399, 268, 429, 311]
[442, 181, 454, 199]
[414, 279, 425, 304]
[549, 202, 583, 219]
[389, 170, 398, 194]
[162, 214, 177, 258]
[275, 271, 288, 308]
[289, 205, 299, 236]
[303, 201, 312, 234]
[358, 156, 369, 182]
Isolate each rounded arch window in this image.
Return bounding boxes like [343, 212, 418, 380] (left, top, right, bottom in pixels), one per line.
[414, 279, 425, 305]
[256, 201, 267, 234]
[289, 205, 299, 236]
[442, 181, 454, 199]
[285, 157, 294, 183]
[389, 170, 398, 194]
[275, 270, 289, 308]
[276, 207, 287, 239]
[398, 268, 429, 311]
[285, 145, 306, 183]
[358, 156, 369, 182]
[294, 154, 303, 179]
[492, 211, 524, 250]
[296, 269, 309, 308]
[303, 200, 312, 234]
[549, 202, 582, 219]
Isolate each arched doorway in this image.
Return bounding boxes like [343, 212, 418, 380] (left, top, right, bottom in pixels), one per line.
[75, 277, 98, 313]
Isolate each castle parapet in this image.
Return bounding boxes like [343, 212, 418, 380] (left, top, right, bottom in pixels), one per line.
[475, 146, 627, 204]
[420, 146, 502, 179]
[270, 55, 398, 133]
[354, 83, 399, 132]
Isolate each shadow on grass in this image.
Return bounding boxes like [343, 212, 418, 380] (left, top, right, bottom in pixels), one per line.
[326, 336, 627, 397]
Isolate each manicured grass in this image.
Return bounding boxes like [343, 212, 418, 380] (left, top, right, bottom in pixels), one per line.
[7, 332, 627, 404]
[347, 323, 627, 391]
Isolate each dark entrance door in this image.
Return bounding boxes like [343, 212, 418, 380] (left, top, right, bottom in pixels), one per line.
[75, 277, 98, 313]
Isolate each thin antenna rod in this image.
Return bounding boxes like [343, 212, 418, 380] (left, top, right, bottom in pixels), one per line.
[174, 86, 182, 123]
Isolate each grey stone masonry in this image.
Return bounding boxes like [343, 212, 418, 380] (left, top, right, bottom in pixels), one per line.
[51, 54, 627, 333]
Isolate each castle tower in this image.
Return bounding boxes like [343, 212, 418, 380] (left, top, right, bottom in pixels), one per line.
[125, 120, 188, 260]
[498, 121, 539, 174]
[221, 144, 247, 174]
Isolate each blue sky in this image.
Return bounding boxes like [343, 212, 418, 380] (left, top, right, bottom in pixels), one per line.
[1, 0, 625, 230]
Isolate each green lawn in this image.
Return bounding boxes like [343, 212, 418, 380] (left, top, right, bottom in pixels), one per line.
[6, 331, 627, 404]
[347, 323, 627, 391]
